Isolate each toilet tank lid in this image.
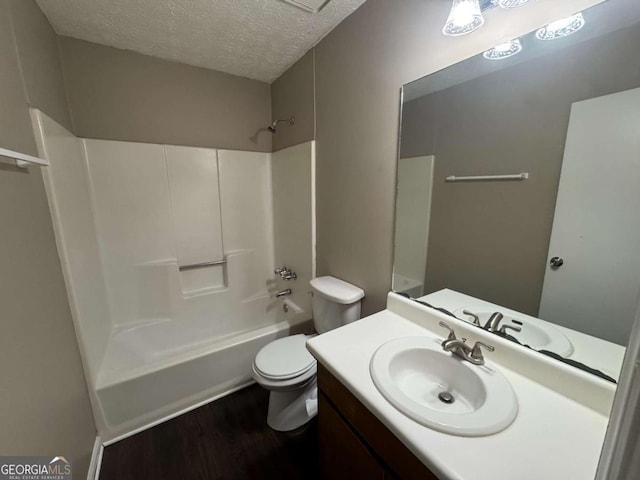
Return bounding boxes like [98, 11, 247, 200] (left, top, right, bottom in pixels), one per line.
[310, 276, 365, 304]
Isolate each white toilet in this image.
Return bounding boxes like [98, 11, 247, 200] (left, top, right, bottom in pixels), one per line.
[252, 276, 365, 431]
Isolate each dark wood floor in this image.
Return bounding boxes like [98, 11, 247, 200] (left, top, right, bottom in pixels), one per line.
[100, 385, 320, 480]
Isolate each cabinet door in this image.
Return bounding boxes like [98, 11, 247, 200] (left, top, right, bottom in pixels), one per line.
[319, 393, 385, 480]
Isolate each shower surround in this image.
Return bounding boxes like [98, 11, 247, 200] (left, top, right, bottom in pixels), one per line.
[31, 109, 315, 442]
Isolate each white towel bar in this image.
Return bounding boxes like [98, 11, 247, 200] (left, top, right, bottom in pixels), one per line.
[0, 147, 49, 168]
[446, 173, 529, 182]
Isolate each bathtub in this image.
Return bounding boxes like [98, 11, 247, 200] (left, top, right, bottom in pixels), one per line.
[96, 308, 311, 443]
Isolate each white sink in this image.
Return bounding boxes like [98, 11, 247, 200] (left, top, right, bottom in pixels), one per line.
[453, 307, 574, 357]
[370, 336, 518, 436]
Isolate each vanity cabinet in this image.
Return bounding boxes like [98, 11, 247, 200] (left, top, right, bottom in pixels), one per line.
[318, 364, 438, 480]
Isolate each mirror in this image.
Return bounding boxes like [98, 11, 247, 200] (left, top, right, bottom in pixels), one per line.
[394, 1, 640, 382]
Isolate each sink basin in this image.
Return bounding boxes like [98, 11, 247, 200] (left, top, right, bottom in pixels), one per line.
[453, 307, 574, 357]
[370, 336, 518, 436]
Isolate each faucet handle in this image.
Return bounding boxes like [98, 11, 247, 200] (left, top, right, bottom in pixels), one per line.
[438, 321, 457, 342]
[462, 310, 481, 326]
[275, 266, 294, 279]
[470, 341, 495, 363]
[499, 324, 522, 335]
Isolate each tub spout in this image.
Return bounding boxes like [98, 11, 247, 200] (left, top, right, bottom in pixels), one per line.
[276, 289, 292, 298]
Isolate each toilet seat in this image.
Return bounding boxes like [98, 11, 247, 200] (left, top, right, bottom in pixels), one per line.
[254, 334, 316, 380]
[252, 362, 317, 391]
[252, 334, 317, 391]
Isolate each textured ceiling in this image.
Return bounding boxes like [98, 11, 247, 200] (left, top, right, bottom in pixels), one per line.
[36, 0, 366, 83]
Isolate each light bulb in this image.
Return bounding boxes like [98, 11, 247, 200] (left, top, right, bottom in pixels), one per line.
[443, 0, 484, 37]
[483, 39, 523, 60]
[536, 13, 586, 40]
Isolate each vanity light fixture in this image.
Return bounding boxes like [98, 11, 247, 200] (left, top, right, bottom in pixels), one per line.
[535, 13, 586, 40]
[482, 39, 522, 60]
[443, 0, 484, 37]
[497, 0, 536, 8]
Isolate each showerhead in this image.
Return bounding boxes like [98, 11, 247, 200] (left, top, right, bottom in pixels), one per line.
[268, 117, 295, 133]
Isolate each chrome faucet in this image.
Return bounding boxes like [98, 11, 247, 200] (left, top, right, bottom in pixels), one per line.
[439, 322, 495, 366]
[274, 266, 297, 281]
[483, 312, 504, 332]
[463, 310, 523, 338]
[276, 288, 292, 298]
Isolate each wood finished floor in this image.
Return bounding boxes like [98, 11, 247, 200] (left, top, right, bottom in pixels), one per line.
[100, 385, 320, 480]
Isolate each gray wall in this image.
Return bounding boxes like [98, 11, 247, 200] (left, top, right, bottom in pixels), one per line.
[0, 0, 95, 476]
[58, 36, 273, 152]
[314, 0, 454, 315]
[269, 0, 598, 316]
[271, 51, 315, 152]
[400, 24, 640, 315]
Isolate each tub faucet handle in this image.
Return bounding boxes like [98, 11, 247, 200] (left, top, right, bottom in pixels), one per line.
[275, 266, 297, 280]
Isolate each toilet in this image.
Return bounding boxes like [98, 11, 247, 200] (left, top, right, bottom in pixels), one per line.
[252, 276, 365, 431]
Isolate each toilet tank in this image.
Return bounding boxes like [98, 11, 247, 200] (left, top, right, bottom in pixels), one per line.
[309, 276, 365, 334]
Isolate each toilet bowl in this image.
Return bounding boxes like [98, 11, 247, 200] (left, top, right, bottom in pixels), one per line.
[252, 276, 364, 431]
[252, 333, 318, 431]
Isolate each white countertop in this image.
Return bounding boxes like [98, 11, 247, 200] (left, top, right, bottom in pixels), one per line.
[307, 293, 612, 480]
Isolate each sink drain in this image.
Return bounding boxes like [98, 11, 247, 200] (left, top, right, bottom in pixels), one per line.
[438, 392, 455, 404]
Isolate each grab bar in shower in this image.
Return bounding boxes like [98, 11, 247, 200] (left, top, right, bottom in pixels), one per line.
[179, 259, 227, 271]
[445, 173, 529, 182]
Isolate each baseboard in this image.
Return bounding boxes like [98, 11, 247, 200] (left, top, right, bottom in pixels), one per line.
[87, 436, 104, 480]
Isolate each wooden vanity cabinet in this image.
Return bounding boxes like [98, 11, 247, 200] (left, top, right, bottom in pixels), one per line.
[317, 364, 439, 480]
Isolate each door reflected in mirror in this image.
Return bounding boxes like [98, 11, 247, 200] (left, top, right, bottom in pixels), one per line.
[395, 1, 640, 381]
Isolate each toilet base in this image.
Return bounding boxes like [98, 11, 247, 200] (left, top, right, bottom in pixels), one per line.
[267, 378, 318, 431]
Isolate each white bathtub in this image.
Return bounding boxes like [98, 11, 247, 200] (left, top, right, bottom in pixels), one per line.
[96, 310, 311, 443]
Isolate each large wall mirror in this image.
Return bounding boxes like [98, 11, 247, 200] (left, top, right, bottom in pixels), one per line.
[394, 0, 640, 382]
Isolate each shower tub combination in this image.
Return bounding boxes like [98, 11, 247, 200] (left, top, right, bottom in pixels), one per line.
[97, 306, 310, 442]
[31, 109, 316, 442]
